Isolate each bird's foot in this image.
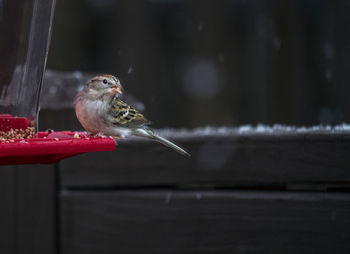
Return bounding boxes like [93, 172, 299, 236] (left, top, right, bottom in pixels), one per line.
[89, 132, 109, 138]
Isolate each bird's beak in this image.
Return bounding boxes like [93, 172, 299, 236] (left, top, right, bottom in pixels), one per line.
[111, 85, 122, 95]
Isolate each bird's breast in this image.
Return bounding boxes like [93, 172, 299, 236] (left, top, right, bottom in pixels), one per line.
[74, 97, 109, 134]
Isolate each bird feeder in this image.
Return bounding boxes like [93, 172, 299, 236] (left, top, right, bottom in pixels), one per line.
[0, 0, 116, 165]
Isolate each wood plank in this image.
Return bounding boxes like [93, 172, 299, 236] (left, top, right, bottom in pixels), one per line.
[60, 190, 350, 254]
[0, 166, 16, 253]
[0, 164, 56, 254]
[60, 132, 350, 187]
[17, 164, 56, 254]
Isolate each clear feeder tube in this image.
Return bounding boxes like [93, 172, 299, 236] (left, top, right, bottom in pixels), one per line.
[0, 0, 55, 131]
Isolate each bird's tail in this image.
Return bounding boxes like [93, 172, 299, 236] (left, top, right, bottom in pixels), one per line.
[133, 128, 190, 157]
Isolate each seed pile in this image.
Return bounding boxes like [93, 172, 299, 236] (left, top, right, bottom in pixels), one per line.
[0, 127, 36, 143]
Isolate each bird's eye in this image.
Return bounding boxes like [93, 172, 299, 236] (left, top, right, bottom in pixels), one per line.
[103, 79, 108, 84]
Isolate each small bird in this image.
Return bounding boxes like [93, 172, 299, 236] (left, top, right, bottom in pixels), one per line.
[74, 74, 190, 156]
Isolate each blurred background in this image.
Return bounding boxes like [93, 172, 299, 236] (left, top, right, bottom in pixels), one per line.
[46, 0, 350, 129]
[1, 2, 350, 254]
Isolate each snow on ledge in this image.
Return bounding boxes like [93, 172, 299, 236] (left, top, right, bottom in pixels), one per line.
[153, 123, 350, 138]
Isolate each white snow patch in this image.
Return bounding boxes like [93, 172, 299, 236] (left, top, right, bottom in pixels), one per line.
[127, 66, 134, 74]
[154, 123, 350, 138]
[334, 123, 350, 131]
[238, 125, 253, 133]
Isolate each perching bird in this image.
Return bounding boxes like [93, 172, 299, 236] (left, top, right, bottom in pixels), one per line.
[74, 74, 190, 156]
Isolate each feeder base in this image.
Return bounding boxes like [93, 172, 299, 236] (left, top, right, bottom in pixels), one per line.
[0, 115, 116, 165]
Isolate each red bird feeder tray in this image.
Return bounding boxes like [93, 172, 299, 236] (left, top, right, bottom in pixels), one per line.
[0, 115, 116, 165]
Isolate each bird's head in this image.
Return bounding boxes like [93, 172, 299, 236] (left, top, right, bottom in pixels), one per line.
[84, 74, 123, 99]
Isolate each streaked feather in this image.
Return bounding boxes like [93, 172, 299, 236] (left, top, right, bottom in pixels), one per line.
[108, 96, 151, 128]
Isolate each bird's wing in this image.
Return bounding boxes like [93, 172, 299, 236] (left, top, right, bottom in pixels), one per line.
[107, 97, 151, 128]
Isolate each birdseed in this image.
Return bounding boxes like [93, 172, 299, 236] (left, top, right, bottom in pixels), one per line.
[0, 127, 36, 142]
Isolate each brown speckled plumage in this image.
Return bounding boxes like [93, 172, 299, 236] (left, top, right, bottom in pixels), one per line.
[108, 97, 151, 128]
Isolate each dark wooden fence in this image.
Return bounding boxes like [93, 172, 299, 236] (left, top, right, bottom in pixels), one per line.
[1, 131, 350, 254]
[1, 72, 350, 253]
